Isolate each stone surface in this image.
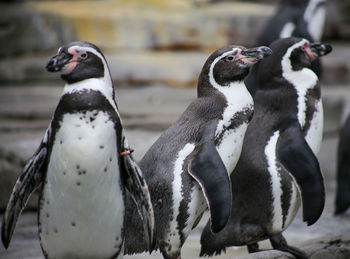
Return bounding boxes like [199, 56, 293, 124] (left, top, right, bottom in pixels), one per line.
[1, 0, 348, 59]
[0, 0, 273, 58]
[0, 1, 349, 88]
[0, 4, 75, 58]
[1, 43, 350, 87]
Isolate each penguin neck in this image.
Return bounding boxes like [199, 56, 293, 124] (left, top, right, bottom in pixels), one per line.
[213, 81, 250, 102]
[62, 75, 119, 115]
[281, 48, 319, 127]
[198, 78, 251, 104]
[211, 80, 253, 123]
[281, 40, 319, 88]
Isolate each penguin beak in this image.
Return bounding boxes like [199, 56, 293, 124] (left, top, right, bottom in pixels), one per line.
[240, 46, 272, 64]
[46, 52, 73, 73]
[309, 42, 332, 58]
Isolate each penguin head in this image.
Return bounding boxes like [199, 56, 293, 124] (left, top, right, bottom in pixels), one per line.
[258, 37, 331, 85]
[198, 45, 271, 95]
[46, 41, 109, 84]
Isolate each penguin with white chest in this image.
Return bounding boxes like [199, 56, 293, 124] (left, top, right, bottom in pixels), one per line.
[200, 37, 332, 259]
[1, 41, 155, 258]
[124, 45, 272, 259]
[246, 0, 327, 95]
[259, 0, 327, 45]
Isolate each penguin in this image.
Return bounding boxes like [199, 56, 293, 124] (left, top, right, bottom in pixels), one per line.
[335, 114, 350, 215]
[200, 37, 332, 259]
[1, 41, 155, 258]
[245, 0, 327, 95]
[123, 45, 272, 259]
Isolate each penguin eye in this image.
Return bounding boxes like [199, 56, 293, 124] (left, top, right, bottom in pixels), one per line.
[224, 55, 235, 62]
[80, 52, 88, 59]
[301, 42, 309, 51]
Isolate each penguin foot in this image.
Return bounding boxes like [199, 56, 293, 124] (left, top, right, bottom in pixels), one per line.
[120, 149, 134, 156]
[247, 243, 260, 253]
[270, 234, 309, 259]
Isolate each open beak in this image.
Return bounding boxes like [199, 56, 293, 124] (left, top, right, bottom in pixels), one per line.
[46, 52, 73, 72]
[240, 46, 272, 65]
[309, 42, 332, 59]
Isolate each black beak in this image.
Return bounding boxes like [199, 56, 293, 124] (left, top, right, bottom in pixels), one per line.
[310, 42, 332, 57]
[241, 46, 272, 63]
[46, 52, 73, 72]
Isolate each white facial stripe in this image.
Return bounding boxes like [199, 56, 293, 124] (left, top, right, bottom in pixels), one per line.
[281, 39, 318, 127]
[67, 46, 108, 69]
[283, 39, 307, 59]
[265, 131, 283, 232]
[208, 48, 240, 90]
[67, 46, 110, 79]
[62, 45, 119, 118]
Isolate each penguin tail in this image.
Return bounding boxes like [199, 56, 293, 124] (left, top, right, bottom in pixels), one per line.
[199, 247, 226, 257]
[199, 220, 227, 257]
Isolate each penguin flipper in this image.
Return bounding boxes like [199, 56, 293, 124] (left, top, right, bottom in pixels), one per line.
[187, 120, 231, 233]
[277, 122, 325, 226]
[1, 142, 47, 248]
[335, 115, 350, 215]
[121, 136, 155, 253]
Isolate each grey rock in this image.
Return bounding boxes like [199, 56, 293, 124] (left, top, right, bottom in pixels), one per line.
[235, 250, 294, 259]
[0, 4, 75, 58]
[0, 45, 350, 87]
[0, 1, 273, 55]
[306, 236, 350, 259]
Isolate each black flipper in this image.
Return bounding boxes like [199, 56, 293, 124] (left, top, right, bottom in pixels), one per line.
[121, 136, 155, 253]
[1, 140, 48, 248]
[335, 114, 350, 215]
[277, 121, 325, 226]
[187, 120, 231, 233]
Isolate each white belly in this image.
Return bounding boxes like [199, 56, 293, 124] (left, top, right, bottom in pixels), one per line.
[214, 83, 253, 175]
[216, 122, 249, 174]
[305, 100, 323, 155]
[40, 111, 124, 259]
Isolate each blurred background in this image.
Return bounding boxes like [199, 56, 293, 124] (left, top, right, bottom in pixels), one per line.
[1, 0, 350, 258]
